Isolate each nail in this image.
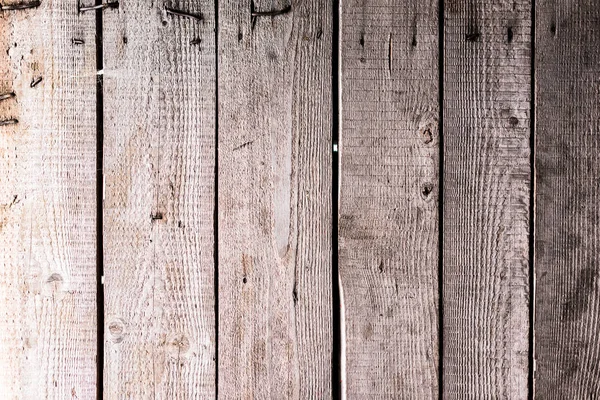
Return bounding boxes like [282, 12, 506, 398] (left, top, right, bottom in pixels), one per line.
[1, 1, 40, 10]
[0, 92, 15, 101]
[79, 1, 118, 12]
[251, 4, 291, 17]
[31, 77, 43, 87]
[0, 119, 18, 126]
[165, 6, 203, 21]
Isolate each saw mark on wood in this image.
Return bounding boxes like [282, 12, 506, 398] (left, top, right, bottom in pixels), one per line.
[233, 141, 253, 151]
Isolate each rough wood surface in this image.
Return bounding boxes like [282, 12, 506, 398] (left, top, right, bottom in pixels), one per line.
[0, 1, 98, 398]
[217, 1, 333, 398]
[339, 0, 440, 397]
[534, 1, 600, 398]
[103, 1, 216, 397]
[442, 0, 531, 397]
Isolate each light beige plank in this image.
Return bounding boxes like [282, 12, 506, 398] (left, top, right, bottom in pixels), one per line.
[339, 0, 440, 397]
[103, 1, 216, 397]
[0, 1, 97, 398]
[217, 0, 333, 398]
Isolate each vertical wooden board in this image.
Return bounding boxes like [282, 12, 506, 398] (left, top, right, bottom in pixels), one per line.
[0, 1, 97, 399]
[339, 0, 440, 398]
[218, 1, 333, 398]
[103, 0, 216, 397]
[443, 0, 531, 397]
[534, 1, 600, 398]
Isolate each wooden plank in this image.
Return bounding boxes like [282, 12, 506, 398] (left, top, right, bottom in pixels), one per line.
[103, 1, 216, 397]
[338, 0, 440, 397]
[0, 2, 98, 399]
[534, 1, 600, 398]
[442, 0, 531, 397]
[217, 1, 333, 397]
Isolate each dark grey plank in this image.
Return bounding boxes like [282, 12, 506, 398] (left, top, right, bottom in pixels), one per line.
[443, 0, 531, 397]
[535, 1, 600, 398]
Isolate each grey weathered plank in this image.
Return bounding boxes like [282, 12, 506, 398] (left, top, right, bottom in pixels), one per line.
[534, 1, 600, 398]
[217, 1, 333, 398]
[0, 2, 98, 398]
[339, 0, 440, 397]
[443, 0, 531, 397]
[103, 1, 216, 397]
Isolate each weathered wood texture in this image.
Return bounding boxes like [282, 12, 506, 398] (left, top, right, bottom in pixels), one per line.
[217, 1, 333, 398]
[534, 1, 600, 398]
[0, 1, 98, 399]
[103, 1, 216, 397]
[339, 0, 440, 397]
[443, 0, 531, 397]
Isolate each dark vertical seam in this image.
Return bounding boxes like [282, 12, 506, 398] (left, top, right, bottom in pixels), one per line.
[213, 0, 220, 398]
[331, 0, 341, 398]
[95, 0, 104, 397]
[437, 0, 444, 397]
[529, 0, 536, 397]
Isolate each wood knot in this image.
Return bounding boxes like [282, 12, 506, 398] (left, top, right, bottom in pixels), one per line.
[47, 273, 63, 284]
[166, 334, 191, 359]
[108, 319, 126, 343]
[419, 119, 438, 145]
[420, 183, 434, 200]
[43, 273, 67, 300]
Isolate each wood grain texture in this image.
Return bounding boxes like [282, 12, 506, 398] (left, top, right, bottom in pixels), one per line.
[534, 1, 600, 398]
[103, 1, 216, 397]
[0, 1, 97, 398]
[339, 0, 440, 398]
[443, 0, 531, 397]
[217, 0, 333, 398]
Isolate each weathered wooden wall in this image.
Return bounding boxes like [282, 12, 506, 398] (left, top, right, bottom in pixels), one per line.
[2, 0, 600, 398]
